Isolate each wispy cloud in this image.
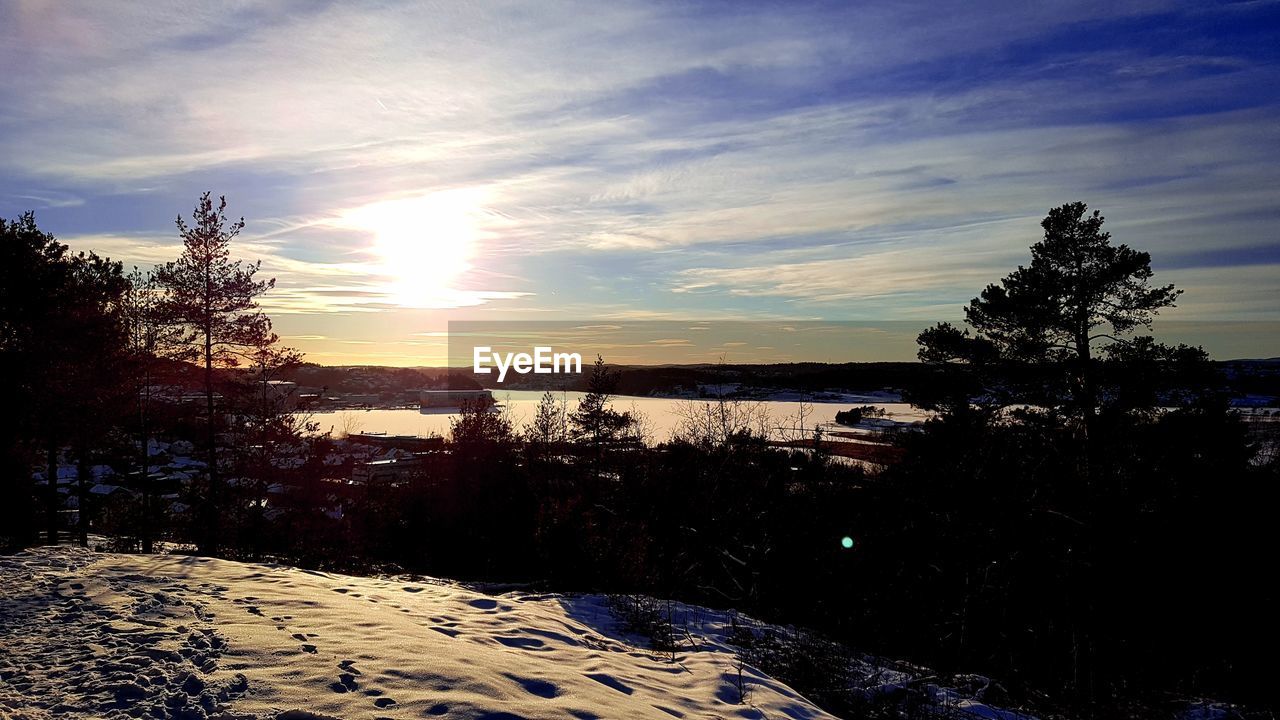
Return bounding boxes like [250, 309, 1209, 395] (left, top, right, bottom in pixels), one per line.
[2, 0, 1278, 362]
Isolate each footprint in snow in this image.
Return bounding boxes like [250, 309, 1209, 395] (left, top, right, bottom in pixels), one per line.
[329, 673, 358, 693]
[495, 636, 545, 650]
[585, 673, 633, 695]
[506, 674, 560, 699]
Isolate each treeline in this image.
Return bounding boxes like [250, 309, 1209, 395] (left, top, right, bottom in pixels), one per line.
[285, 364, 453, 395]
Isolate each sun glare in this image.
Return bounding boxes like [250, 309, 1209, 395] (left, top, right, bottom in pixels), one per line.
[341, 191, 487, 307]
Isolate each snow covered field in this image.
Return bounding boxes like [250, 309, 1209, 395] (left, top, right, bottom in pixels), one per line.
[0, 547, 837, 720]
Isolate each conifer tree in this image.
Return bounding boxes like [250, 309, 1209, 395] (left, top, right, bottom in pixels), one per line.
[153, 193, 277, 554]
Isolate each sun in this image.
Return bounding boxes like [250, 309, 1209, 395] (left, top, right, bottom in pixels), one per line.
[342, 190, 486, 307]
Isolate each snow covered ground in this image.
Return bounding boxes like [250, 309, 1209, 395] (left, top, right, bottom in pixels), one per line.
[0, 547, 839, 720]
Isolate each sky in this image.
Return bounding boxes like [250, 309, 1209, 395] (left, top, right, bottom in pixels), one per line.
[2, 0, 1278, 365]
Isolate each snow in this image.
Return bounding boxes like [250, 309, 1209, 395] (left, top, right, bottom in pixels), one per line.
[0, 547, 839, 720]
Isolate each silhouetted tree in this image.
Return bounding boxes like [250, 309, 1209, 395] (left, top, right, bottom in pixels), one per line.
[525, 390, 568, 454]
[569, 355, 636, 448]
[0, 213, 58, 547]
[226, 340, 306, 557]
[916, 201, 1181, 424]
[450, 395, 515, 452]
[899, 203, 1254, 709]
[66, 261, 131, 547]
[153, 193, 277, 555]
[121, 268, 195, 552]
[0, 213, 129, 547]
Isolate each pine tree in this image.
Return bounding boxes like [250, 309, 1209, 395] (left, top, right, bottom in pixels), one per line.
[569, 355, 635, 447]
[916, 201, 1181, 421]
[527, 391, 567, 447]
[153, 193, 277, 555]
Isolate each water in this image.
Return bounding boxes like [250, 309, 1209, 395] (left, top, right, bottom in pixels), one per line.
[305, 391, 929, 442]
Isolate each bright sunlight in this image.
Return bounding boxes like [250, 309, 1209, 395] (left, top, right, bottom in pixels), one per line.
[340, 190, 487, 307]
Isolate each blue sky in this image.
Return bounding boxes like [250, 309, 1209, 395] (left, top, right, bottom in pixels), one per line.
[1, 1, 1278, 364]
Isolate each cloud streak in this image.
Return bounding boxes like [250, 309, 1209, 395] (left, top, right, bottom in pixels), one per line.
[2, 0, 1278, 362]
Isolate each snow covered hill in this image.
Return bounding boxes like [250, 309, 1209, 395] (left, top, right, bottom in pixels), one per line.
[0, 547, 836, 720]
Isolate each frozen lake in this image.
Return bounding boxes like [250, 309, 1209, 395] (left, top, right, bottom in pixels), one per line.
[306, 390, 929, 442]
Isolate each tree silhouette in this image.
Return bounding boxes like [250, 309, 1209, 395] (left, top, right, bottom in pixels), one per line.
[917, 201, 1181, 422]
[153, 193, 277, 555]
[569, 355, 635, 448]
[526, 391, 568, 450]
[64, 254, 131, 547]
[226, 340, 305, 558]
[905, 202, 1249, 708]
[0, 213, 129, 547]
[121, 268, 195, 552]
